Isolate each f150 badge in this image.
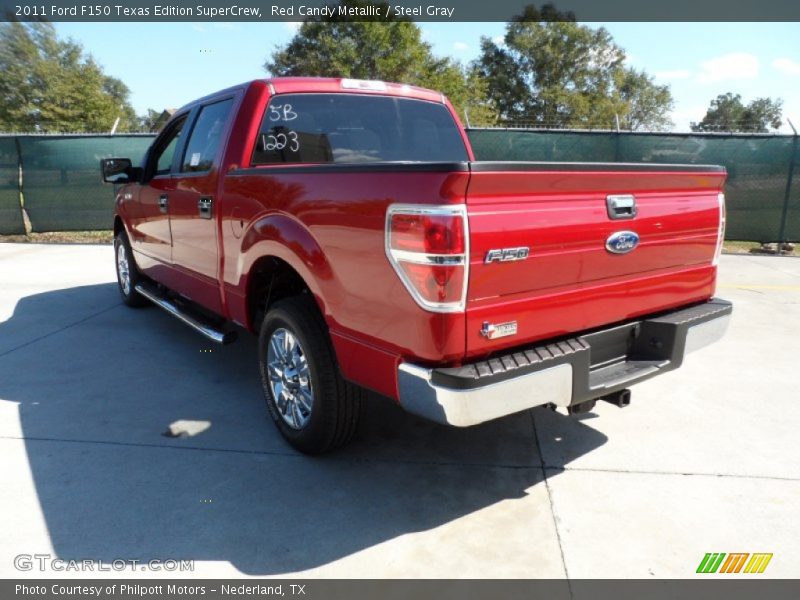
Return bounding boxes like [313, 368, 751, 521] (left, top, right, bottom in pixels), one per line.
[605, 231, 640, 254]
[485, 247, 530, 263]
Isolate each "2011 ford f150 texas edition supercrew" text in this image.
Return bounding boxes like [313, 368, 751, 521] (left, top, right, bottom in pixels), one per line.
[102, 77, 732, 454]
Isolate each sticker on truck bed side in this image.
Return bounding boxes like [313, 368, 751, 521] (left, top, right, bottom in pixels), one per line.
[481, 321, 518, 340]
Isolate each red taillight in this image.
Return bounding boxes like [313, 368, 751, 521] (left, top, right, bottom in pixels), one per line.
[396, 263, 466, 304]
[386, 205, 469, 312]
[389, 213, 465, 254]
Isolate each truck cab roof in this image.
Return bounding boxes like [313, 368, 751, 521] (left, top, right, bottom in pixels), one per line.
[264, 77, 446, 104]
[176, 77, 446, 114]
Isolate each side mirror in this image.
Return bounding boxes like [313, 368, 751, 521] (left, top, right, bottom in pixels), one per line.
[101, 158, 141, 184]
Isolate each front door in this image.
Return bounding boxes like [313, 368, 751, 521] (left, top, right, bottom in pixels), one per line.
[130, 115, 187, 284]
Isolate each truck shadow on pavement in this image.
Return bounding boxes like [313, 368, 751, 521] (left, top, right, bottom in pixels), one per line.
[0, 283, 608, 576]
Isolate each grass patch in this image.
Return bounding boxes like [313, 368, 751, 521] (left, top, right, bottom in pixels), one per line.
[723, 240, 797, 256]
[0, 230, 113, 244]
[723, 241, 761, 254]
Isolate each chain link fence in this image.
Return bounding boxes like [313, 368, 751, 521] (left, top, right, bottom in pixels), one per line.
[0, 131, 797, 242]
[0, 137, 24, 235]
[0, 134, 154, 235]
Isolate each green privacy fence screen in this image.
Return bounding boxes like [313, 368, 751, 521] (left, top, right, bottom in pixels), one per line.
[467, 129, 800, 243]
[0, 131, 797, 242]
[0, 137, 24, 235]
[17, 134, 155, 232]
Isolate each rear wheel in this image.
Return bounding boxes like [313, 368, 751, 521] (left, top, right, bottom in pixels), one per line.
[114, 231, 148, 308]
[258, 295, 362, 454]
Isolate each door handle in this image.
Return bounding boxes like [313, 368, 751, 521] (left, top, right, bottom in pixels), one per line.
[198, 197, 213, 219]
[158, 195, 168, 214]
[606, 194, 637, 220]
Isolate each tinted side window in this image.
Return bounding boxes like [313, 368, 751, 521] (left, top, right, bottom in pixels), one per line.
[181, 99, 234, 173]
[153, 117, 186, 175]
[251, 94, 468, 165]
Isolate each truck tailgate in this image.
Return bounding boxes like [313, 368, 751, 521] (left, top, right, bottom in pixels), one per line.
[465, 162, 726, 357]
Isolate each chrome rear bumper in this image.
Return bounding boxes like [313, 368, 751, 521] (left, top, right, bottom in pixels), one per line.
[397, 299, 731, 427]
[398, 362, 573, 427]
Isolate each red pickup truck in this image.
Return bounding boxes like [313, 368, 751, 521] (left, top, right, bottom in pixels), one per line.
[102, 77, 731, 454]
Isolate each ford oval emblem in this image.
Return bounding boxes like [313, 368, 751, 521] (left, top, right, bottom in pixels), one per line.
[605, 230, 640, 254]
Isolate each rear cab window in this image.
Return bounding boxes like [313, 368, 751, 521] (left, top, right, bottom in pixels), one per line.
[251, 93, 468, 165]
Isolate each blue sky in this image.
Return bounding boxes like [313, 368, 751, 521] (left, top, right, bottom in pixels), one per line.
[54, 21, 800, 132]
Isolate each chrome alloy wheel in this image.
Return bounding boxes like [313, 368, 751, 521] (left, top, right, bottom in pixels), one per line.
[117, 243, 131, 296]
[266, 328, 313, 430]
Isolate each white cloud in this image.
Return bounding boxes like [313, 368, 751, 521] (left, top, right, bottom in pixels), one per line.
[283, 21, 302, 33]
[696, 52, 759, 84]
[191, 24, 207, 33]
[779, 98, 800, 133]
[669, 105, 709, 132]
[655, 69, 692, 80]
[773, 57, 800, 76]
[492, 35, 504, 46]
[453, 41, 469, 51]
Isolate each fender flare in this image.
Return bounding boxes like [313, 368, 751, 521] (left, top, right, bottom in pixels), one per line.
[238, 213, 343, 323]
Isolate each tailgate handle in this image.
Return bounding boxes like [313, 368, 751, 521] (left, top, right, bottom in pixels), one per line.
[607, 195, 637, 219]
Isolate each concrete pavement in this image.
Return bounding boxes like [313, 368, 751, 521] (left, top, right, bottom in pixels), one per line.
[0, 244, 798, 578]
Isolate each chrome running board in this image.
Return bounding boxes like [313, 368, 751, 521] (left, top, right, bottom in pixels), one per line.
[134, 283, 237, 345]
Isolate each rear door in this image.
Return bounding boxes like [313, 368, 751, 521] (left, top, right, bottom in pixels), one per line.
[464, 163, 726, 356]
[167, 98, 235, 314]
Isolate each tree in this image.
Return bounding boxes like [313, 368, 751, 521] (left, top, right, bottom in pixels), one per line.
[0, 22, 138, 132]
[264, 0, 495, 125]
[616, 68, 673, 131]
[691, 93, 783, 133]
[138, 109, 166, 132]
[474, 4, 673, 130]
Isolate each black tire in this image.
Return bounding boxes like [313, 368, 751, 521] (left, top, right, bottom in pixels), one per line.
[114, 231, 149, 308]
[258, 294, 363, 454]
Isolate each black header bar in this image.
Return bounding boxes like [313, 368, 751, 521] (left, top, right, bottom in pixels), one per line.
[5, 580, 800, 600]
[1, 0, 798, 22]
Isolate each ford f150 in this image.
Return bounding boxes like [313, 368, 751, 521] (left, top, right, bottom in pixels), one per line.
[102, 77, 732, 454]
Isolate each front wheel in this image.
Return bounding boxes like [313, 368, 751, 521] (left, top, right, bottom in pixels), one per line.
[258, 295, 363, 454]
[114, 232, 148, 308]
